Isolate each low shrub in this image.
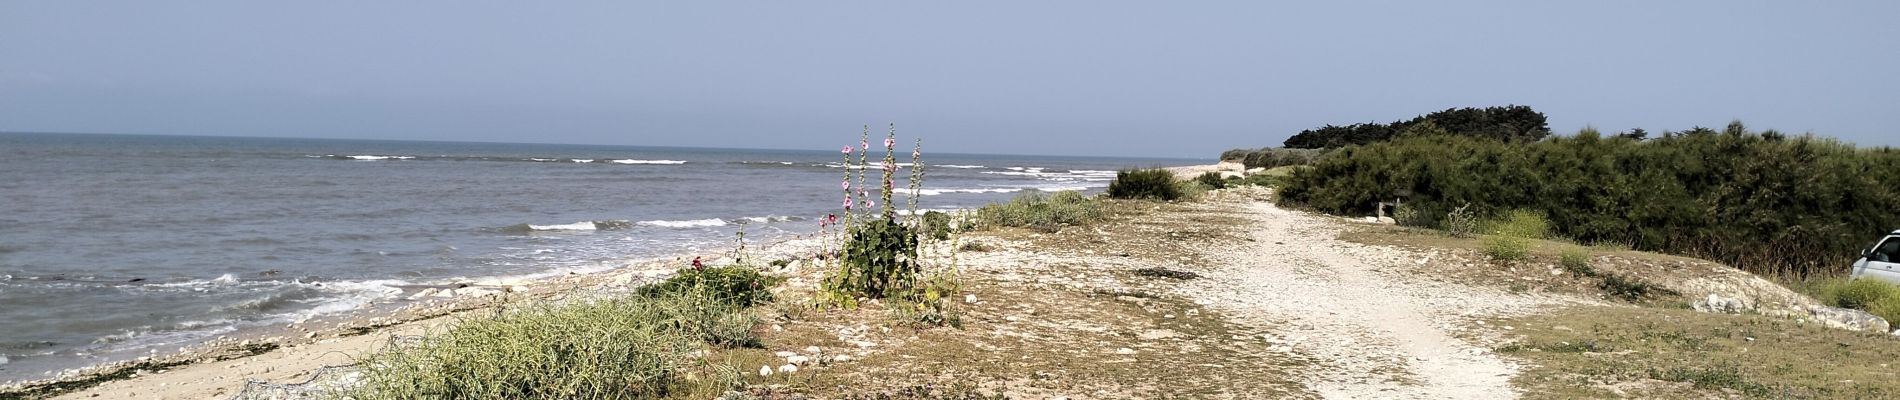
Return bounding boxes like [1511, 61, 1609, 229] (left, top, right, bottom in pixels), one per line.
[1194, 171, 1227, 190]
[349, 293, 749, 399]
[1483, 235, 1531, 262]
[975, 191, 1103, 231]
[1599, 273, 1678, 302]
[920, 211, 954, 241]
[1442, 203, 1480, 238]
[1559, 248, 1597, 278]
[1867, 295, 1900, 327]
[958, 241, 992, 252]
[1828, 278, 1900, 310]
[1482, 210, 1548, 262]
[887, 272, 963, 329]
[1106, 168, 1183, 201]
[640, 265, 783, 308]
[1490, 209, 1550, 239]
[828, 218, 920, 300]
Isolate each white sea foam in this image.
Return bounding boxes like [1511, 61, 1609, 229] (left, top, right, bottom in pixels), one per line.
[609, 159, 687, 165]
[345, 155, 415, 161]
[210, 274, 238, 285]
[937, 164, 986, 169]
[637, 218, 727, 228]
[529, 158, 557, 162]
[915, 188, 1023, 196]
[741, 215, 799, 223]
[529, 222, 596, 231]
[572, 159, 595, 163]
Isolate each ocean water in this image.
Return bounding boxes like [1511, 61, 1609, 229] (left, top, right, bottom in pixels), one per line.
[0, 132, 1199, 382]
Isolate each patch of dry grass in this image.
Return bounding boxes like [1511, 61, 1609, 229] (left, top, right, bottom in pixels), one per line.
[1491, 306, 1900, 399]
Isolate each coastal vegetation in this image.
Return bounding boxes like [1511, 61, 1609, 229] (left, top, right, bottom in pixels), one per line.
[816, 126, 964, 329]
[347, 290, 760, 399]
[1277, 122, 1900, 280]
[974, 190, 1104, 232]
[1279, 105, 1552, 149]
[1217, 147, 1328, 170]
[1105, 168, 1185, 201]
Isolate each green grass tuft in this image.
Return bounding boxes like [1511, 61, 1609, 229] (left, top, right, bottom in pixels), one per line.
[349, 293, 754, 399]
[974, 191, 1103, 231]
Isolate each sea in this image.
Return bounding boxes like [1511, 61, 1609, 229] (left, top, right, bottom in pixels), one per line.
[0, 132, 1202, 383]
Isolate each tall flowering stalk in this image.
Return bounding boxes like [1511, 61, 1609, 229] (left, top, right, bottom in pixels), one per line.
[907, 137, 924, 224]
[856, 126, 870, 220]
[879, 124, 898, 219]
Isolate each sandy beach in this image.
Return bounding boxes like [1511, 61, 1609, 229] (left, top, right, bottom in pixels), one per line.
[13, 174, 1895, 399]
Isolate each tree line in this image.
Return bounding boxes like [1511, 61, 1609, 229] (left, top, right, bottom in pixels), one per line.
[1274, 121, 1900, 279]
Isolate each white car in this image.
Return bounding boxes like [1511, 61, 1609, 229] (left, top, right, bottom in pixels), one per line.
[1852, 230, 1900, 284]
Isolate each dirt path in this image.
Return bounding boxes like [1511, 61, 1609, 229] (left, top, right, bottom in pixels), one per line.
[1180, 200, 1560, 399]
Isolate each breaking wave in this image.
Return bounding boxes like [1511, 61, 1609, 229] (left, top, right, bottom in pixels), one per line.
[608, 159, 687, 165]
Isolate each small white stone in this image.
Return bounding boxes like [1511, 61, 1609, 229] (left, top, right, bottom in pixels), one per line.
[774, 351, 797, 358]
[759, 365, 773, 377]
[964, 294, 979, 304]
[1115, 348, 1137, 355]
[787, 355, 810, 365]
[777, 364, 799, 374]
[833, 355, 853, 362]
[804, 346, 822, 354]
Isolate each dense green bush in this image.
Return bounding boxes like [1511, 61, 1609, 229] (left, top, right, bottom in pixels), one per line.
[976, 190, 1103, 230]
[829, 218, 920, 300]
[1195, 171, 1228, 189]
[350, 293, 749, 399]
[639, 265, 783, 308]
[920, 210, 954, 241]
[1107, 168, 1183, 201]
[1281, 105, 1551, 149]
[1278, 122, 1900, 278]
[1219, 147, 1329, 169]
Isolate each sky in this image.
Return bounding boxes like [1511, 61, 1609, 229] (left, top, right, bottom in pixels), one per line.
[2, 1, 1896, 158]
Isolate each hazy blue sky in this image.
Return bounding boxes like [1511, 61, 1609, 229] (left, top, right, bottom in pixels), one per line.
[2, 2, 1895, 158]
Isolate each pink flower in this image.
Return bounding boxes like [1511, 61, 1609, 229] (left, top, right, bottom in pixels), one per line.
[866, 200, 876, 209]
[884, 138, 896, 148]
[913, 149, 921, 158]
[861, 141, 869, 150]
[842, 146, 853, 154]
[843, 198, 854, 209]
[842, 181, 850, 190]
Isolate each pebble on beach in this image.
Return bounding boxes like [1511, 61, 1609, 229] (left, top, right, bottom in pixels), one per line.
[759, 365, 772, 377]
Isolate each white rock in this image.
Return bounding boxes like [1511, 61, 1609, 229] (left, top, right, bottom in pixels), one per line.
[777, 364, 799, 374]
[774, 351, 797, 358]
[1892, 329, 1900, 337]
[804, 346, 821, 354]
[965, 294, 979, 304]
[433, 289, 457, 298]
[407, 289, 437, 300]
[1115, 348, 1137, 355]
[1809, 305, 1892, 332]
[833, 355, 853, 362]
[786, 355, 810, 365]
[758, 365, 773, 377]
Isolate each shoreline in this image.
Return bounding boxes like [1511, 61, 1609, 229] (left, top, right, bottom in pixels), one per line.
[1, 230, 832, 399]
[5, 164, 1220, 399]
